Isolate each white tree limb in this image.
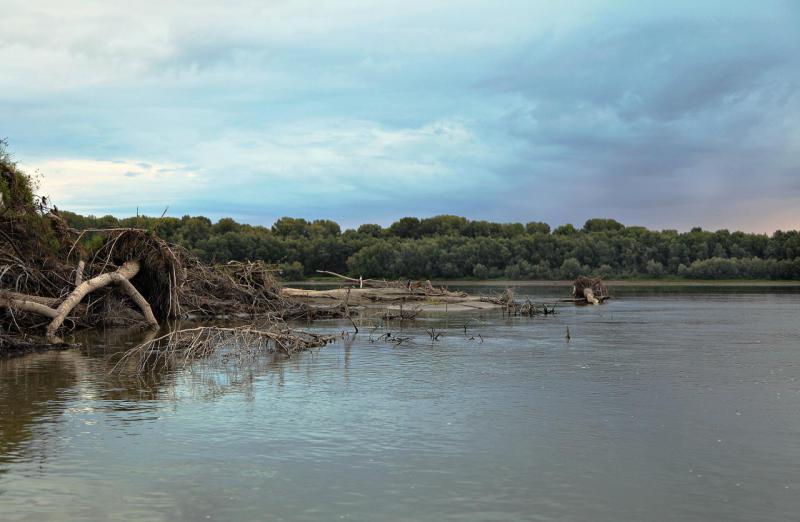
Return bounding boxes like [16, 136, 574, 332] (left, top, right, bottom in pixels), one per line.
[0, 294, 59, 318]
[46, 260, 158, 342]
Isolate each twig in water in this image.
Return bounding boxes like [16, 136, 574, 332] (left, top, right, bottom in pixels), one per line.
[426, 328, 443, 341]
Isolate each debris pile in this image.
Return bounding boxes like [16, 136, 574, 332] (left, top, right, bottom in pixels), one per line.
[571, 276, 610, 304]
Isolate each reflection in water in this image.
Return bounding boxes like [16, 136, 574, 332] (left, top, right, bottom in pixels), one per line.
[0, 352, 77, 474]
[1, 287, 800, 521]
[0, 328, 173, 476]
[0, 315, 420, 494]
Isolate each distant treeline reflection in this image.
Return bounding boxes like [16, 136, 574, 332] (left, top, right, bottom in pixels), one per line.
[62, 213, 800, 280]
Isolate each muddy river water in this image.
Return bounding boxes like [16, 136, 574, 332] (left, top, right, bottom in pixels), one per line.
[1, 286, 799, 521]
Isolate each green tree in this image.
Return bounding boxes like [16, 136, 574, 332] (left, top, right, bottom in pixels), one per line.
[357, 223, 383, 237]
[388, 217, 421, 238]
[525, 221, 551, 235]
[559, 257, 582, 279]
[553, 224, 578, 236]
[272, 217, 311, 238]
[473, 263, 489, 279]
[583, 218, 625, 233]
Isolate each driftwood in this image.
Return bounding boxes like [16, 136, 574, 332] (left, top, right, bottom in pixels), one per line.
[282, 286, 493, 313]
[2, 229, 348, 350]
[74, 260, 85, 286]
[46, 259, 158, 341]
[0, 292, 59, 318]
[571, 276, 609, 304]
[2, 204, 349, 351]
[315, 270, 458, 296]
[1, 259, 159, 343]
[316, 270, 391, 288]
[480, 289, 558, 316]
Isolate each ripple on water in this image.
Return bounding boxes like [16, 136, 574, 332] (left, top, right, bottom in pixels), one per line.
[2, 288, 800, 521]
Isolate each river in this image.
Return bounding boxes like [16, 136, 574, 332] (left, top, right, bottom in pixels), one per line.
[1, 286, 799, 521]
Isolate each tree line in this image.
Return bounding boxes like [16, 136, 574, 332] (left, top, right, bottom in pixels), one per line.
[61, 212, 800, 280]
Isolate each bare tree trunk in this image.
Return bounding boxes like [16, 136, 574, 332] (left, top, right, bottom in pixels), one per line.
[1, 291, 59, 306]
[0, 294, 59, 318]
[316, 270, 361, 284]
[116, 278, 158, 325]
[46, 260, 158, 342]
[315, 270, 390, 288]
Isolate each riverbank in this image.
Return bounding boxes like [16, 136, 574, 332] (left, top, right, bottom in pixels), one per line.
[293, 278, 800, 287]
[447, 279, 800, 287]
[282, 286, 503, 313]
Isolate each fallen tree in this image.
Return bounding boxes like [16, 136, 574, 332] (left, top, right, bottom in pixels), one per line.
[570, 276, 610, 304]
[2, 258, 158, 343]
[1, 221, 183, 346]
[1, 226, 344, 350]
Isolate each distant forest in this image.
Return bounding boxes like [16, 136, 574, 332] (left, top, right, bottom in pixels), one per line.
[62, 212, 800, 280]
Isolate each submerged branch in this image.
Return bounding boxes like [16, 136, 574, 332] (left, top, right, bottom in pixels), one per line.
[114, 324, 336, 374]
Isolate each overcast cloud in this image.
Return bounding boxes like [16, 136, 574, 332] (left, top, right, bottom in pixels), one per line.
[1, 0, 798, 231]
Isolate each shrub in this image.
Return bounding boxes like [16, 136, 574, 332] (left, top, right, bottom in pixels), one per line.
[645, 260, 664, 277]
[597, 264, 614, 279]
[559, 257, 582, 279]
[279, 261, 304, 280]
[472, 263, 489, 279]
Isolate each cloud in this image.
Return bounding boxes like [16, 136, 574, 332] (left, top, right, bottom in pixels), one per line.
[22, 159, 203, 215]
[481, 3, 800, 231]
[23, 118, 505, 223]
[2, 0, 799, 232]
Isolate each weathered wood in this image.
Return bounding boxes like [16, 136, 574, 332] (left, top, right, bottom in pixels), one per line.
[283, 286, 498, 312]
[572, 276, 608, 304]
[0, 291, 59, 306]
[316, 270, 360, 283]
[0, 294, 59, 318]
[46, 260, 158, 342]
[316, 270, 388, 288]
[74, 260, 85, 287]
[117, 277, 158, 326]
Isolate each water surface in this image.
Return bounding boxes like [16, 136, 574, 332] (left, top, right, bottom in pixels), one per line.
[1, 286, 799, 521]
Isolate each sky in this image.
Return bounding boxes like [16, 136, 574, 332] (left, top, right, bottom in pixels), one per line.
[1, 0, 799, 232]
